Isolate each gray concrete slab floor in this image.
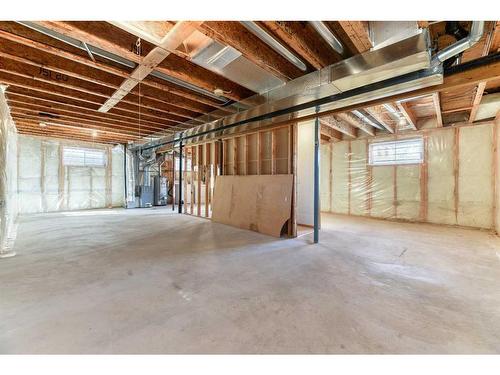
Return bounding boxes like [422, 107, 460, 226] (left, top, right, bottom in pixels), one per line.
[1, 208, 499, 353]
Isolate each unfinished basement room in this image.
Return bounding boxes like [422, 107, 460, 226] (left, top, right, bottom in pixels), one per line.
[1, 11, 500, 359]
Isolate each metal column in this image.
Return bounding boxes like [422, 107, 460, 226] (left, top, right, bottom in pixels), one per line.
[313, 112, 320, 243]
[178, 138, 183, 214]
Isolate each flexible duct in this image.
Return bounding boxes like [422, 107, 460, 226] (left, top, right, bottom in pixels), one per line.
[432, 21, 485, 64]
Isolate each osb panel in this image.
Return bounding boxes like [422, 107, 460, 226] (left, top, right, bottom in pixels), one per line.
[212, 175, 293, 237]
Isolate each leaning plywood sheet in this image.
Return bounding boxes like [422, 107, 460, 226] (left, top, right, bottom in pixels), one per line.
[212, 175, 293, 237]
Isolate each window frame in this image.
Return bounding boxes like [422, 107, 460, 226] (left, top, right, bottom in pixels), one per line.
[368, 137, 424, 167]
[62, 146, 107, 168]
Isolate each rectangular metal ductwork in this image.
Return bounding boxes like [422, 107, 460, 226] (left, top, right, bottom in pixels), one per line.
[136, 29, 442, 149]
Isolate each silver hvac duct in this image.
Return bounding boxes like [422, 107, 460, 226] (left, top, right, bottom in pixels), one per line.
[240, 21, 308, 71]
[309, 21, 345, 56]
[432, 21, 485, 64]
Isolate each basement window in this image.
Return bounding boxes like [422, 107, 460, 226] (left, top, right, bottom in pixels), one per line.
[368, 138, 423, 166]
[63, 147, 107, 167]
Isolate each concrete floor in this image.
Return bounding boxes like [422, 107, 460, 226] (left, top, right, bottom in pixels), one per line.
[1, 208, 499, 354]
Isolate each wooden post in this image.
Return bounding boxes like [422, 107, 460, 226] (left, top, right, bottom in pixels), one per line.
[197, 144, 202, 217]
[420, 133, 429, 221]
[205, 143, 210, 218]
[454, 127, 460, 224]
[271, 129, 276, 175]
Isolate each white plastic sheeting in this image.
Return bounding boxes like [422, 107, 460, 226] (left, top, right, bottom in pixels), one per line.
[17, 135, 125, 214]
[0, 90, 18, 255]
[322, 123, 497, 230]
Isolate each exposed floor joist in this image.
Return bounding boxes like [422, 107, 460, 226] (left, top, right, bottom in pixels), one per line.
[257, 21, 343, 70]
[321, 116, 357, 138]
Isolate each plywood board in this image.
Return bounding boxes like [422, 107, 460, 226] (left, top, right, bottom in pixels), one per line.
[212, 175, 293, 237]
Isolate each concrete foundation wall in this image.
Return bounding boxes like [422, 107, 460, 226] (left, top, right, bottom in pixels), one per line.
[322, 122, 497, 230]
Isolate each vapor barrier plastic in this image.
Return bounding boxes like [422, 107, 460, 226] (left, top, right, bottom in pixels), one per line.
[0, 90, 18, 255]
[322, 122, 496, 230]
[17, 135, 125, 214]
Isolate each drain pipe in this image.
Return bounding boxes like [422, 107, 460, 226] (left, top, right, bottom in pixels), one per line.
[432, 21, 485, 65]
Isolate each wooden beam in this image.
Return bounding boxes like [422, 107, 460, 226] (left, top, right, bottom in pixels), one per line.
[336, 112, 375, 136]
[0, 58, 203, 120]
[6, 87, 182, 129]
[324, 21, 372, 55]
[396, 101, 418, 130]
[320, 116, 357, 138]
[32, 21, 254, 101]
[432, 92, 443, 127]
[6, 91, 176, 131]
[0, 26, 226, 109]
[0, 70, 194, 125]
[198, 21, 304, 81]
[468, 81, 487, 123]
[258, 21, 342, 70]
[7, 101, 167, 135]
[365, 105, 395, 133]
[10, 111, 150, 138]
[320, 123, 343, 141]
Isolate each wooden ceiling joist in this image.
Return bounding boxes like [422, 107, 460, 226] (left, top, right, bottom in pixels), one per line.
[6, 94, 171, 132]
[258, 21, 343, 70]
[10, 110, 158, 138]
[468, 81, 487, 123]
[6, 87, 182, 129]
[396, 101, 418, 130]
[0, 60, 204, 120]
[0, 70, 198, 125]
[197, 21, 305, 81]
[336, 112, 375, 136]
[7, 101, 174, 134]
[15, 122, 136, 143]
[432, 93, 443, 127]
[324, 21, 372, 55]
[320, 123, 343, 142]
[365, 105, 395, 133]
[320, 116, 357, 138]
[32, 21, 254, 101]
[0, 27, 227, 110]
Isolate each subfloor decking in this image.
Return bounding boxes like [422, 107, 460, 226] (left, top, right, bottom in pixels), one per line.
[1, 208, 499, 354]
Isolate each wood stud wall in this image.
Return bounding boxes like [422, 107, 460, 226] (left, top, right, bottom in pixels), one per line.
[180, 125, 294, 229]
